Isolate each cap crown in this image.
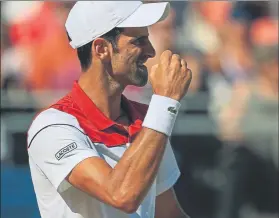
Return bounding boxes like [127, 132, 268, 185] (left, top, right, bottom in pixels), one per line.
[66, 1, 142, 48]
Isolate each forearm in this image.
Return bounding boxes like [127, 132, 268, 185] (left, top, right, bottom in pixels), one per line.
[67, 95, 180, 213]
[105, 127, 168, 208]
[103, 95, 180, 210]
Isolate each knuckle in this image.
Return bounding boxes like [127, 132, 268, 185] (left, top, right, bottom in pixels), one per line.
[186, 69, 192, 79]
[172, 54, 180, 60]
[151, 64, 158, 71]
[161, 50, 172, 59]
[181, 59, 187, 67]
[165, 50, 173, 56]
[171, 55, 181, 67]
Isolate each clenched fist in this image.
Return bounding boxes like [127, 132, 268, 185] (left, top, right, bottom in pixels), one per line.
[149, 50, 192, 101]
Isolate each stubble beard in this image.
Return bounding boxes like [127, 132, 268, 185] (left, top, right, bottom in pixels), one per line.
[130, 64, 148, 87]
[111, 54, 149, 87]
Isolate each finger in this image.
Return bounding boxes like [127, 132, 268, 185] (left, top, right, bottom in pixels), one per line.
[185, 69, 193, 92]
[180, 59, 187, 71]
[186, 69, 192, 81]
[160, 50, 172, 65]
[151, 64, 159, 73]
[170, 54, 181, 69]
[171, 54, 181, 62]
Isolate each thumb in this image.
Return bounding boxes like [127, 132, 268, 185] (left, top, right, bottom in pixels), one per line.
[151, 64, 159, 74]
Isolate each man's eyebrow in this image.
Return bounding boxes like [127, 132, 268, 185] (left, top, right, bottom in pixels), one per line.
[129, 35, 149, 42]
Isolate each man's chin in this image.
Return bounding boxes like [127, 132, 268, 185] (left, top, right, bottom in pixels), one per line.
[127, 67, 147, 87]
[135, 71, 149, 87]
[135, 80, 148, 87]
[129, 76, 148, 87]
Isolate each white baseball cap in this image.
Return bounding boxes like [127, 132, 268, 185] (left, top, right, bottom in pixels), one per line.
[65, 1, 170, 49]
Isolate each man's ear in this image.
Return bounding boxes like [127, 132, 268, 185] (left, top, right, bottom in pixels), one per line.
[92, 38, 111, 61]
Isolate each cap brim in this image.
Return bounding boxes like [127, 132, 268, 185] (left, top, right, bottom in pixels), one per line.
[117, 2, 170, 28]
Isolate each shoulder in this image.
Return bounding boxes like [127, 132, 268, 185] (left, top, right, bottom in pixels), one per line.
[30, 108, 80, 127]
[28, 93, 81, 135]
[28, 108, 85, 146]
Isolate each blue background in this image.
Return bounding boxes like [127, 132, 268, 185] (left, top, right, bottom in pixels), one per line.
[1, 165, 41, 218]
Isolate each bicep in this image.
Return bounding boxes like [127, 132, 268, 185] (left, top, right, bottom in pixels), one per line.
[66, 156, 118, 206]
[28, 125, 122, 208]
[28, 125, 100, 191]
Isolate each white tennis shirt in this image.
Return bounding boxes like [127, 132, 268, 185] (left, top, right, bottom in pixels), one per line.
[27, 82, 181, 218]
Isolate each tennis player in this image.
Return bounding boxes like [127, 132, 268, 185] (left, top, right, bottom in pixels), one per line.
[27, 1, 192, 218]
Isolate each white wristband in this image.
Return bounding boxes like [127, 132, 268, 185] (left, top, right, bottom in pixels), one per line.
[142, 95, 181, 136]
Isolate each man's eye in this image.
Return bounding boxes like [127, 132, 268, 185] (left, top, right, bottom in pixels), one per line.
[133, 38, 146, 46]
[133, 40, 142, 45]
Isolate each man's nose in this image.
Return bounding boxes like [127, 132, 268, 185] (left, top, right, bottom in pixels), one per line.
[145, 41, 156, 59]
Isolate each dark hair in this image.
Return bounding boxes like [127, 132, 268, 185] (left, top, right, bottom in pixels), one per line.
[67, 28, 123, 72]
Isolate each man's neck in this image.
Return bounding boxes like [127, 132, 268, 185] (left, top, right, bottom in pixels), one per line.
[78, 68, 125, 121]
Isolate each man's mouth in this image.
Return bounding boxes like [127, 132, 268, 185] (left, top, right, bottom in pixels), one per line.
[137, 61, 145, 66]
[137, 58, 148, 67]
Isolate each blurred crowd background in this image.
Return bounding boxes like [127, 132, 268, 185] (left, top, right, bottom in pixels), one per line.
[1, 1, 278, 218]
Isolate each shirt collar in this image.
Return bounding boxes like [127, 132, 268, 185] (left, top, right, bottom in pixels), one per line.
[70, 81, 145, 131]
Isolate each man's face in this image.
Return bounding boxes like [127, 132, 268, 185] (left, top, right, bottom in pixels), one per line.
[110, 27, 156, 87]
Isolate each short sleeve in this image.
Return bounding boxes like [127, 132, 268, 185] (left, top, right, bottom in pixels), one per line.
[28, 125, 100, 192]
[156, 140, 181, 196]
